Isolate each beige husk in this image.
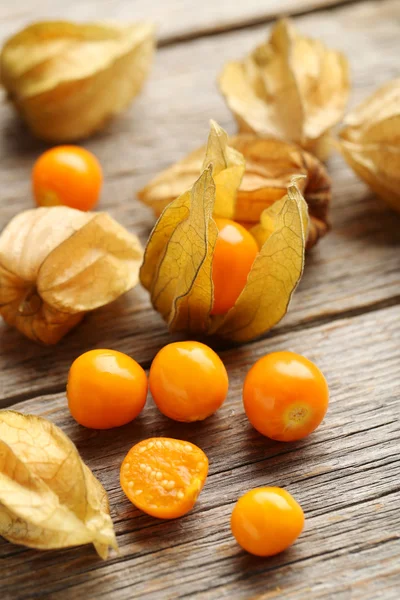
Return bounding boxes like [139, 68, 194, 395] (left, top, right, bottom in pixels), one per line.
[218, 19, 349, 160]
[338, 78, 400, 213]
[0, 206, 143, 343]
[0, 411, 117, 558]
[0, 21, 155, 141]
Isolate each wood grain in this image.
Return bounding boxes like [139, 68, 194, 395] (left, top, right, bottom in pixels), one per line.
[1, 305, 399, 599]
[0, 0, 363, 45]
[0, 0, 399, 406]
[1, 0, 400, 598]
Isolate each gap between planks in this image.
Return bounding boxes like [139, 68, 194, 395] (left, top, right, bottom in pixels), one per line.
[0, 0, 368, 49]
[157, 0, 367, 47]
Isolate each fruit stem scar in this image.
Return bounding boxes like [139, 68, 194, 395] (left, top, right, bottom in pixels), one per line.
[285, 403, 310, 426]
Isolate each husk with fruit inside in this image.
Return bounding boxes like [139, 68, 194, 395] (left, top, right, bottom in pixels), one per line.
[0, 21, 155, 141]
[140, 122, 308, 343]
[0, 206, 143, 344]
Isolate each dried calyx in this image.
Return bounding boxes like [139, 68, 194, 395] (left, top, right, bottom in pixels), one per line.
[0, 410, 117, 558]
[338, 78, 400, 213]
[0, 20, 155, 141]
[0, 206, 143, 344]
[218, 18, 350, 160]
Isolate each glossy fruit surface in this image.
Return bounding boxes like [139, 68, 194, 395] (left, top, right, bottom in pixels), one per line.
[32, 145, 103, 211]
[67, 349, 147, 429]
[243, 351, 329, 441]
[231, 487, 304, 556]
[211, 217, 258, 315]
[149, 341, 229, 422]
[120, 438, 208, 519]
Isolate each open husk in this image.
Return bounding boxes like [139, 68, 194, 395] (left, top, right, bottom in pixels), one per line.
[218, 19, 350, 160]
[338, 78, 400, 213]
[0, 21, 155, 141]
[139, 122, 330, 249]
[0, 206, 143, 344]
[0, 410, 117, 558]
[140, 122, 308, 343]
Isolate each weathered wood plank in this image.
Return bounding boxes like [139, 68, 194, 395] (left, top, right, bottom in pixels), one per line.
[1, 305, 399, 599]
[1, 1, 400, 598]
[0, 0, 363, 45]
[0, 0, 399, 405]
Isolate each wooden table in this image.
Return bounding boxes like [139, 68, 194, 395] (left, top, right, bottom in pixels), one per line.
[1, 1, 399, 598]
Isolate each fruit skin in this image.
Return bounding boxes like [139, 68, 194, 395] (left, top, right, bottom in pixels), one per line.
[67, 349, 147, 429]
[149, 341, 229, 422]
[32, 145, 103, 211]
[243, 351, 329, 441]
[231, 487, 304, 556]
[120, 437, 208, 519]
[211, 217, 258, 315]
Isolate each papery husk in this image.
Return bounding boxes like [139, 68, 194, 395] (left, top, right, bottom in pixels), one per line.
[338, 78, 400, 213]
[0, 410, 117, 558]
[142, 167, 218, 334]
[139, 129, 330, 249]
[140, 124, 308, 342]
[218, 18, 349, 160]
[0, 206, 143, 344]
[0, 21, 155, 141]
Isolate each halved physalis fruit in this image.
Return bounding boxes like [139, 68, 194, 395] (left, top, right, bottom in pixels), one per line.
[120, 438, 209, 519]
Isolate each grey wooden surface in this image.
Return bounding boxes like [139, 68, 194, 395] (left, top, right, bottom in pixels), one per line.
[0, 0, 363, 44]
[1, 0, 400, 598]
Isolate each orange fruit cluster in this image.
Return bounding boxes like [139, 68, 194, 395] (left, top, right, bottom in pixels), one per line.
[66, 342, 329, 556]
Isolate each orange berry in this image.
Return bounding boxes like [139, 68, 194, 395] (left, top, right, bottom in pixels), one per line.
[243, 351, 329, 442]
[211, 217, 258, 315]
[32, 145, 103, 211]
[120, 438, 208, 519]
[231, 487, 304, 556]
[149, 341, 229, 422]
[67, 349, 147, 429]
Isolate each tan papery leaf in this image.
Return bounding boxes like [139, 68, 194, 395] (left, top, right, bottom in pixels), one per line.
[139, 132, 330, 249]
[218, 19, 349, 160]
[0, 410, 117, 558]
[0, 21, 155, 141]
[0, 206, 143, 343]
[338, 78, 400, 213]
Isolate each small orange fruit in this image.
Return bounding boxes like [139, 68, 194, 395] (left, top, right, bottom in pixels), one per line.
[67, 349, 147, 429]
[32, 145, 103, 211]
[243, 351, 329, 441]
[211, 217, 258, 315]
[149, 341, 229, 422]
[120, 438, 209, 519]
[231, 487, 304, 556]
